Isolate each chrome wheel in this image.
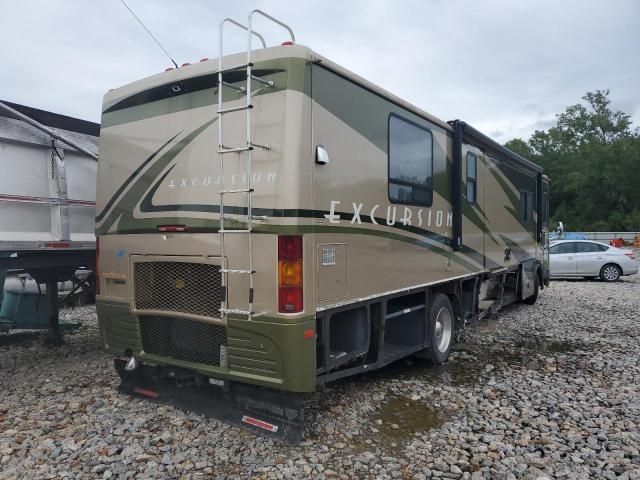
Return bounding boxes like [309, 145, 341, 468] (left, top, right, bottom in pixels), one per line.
[434, 306, 452, 353]
[601, 265, 620, 282]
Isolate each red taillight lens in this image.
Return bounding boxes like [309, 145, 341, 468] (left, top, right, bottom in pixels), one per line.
[158, 225, 186, 232]
[95, 236, 100, 295]
[278, 236, 303, 313]
[279, 287, 303, 313]
[278, 236, 302, 261]
[625, 252, 636, 260]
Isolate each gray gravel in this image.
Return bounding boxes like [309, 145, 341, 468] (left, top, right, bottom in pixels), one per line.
[1, 275, 640, 479]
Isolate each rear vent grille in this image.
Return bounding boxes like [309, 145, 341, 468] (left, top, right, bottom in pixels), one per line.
[134, 261, 222, 319]
[139, 316, 227, 366]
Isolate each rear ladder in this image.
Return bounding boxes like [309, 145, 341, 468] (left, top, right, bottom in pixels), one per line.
[217, 10, 295, 321]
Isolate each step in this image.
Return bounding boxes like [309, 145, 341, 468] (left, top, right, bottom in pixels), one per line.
[219, 188, 254, 194]
[218, 146, 253, 154]
[217, 104, 252, 114]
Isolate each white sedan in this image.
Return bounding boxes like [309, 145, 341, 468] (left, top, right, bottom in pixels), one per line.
[549, 240, 638, 281]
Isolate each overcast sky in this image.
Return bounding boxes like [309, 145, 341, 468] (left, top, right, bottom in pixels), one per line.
[1, 0, 638, 143]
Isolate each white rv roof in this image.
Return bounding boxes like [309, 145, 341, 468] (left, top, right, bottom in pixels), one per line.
[102, 44, 453, 133]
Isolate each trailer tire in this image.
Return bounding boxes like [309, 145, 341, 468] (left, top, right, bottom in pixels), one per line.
[522, 271, 539, 305]
[427, 293, 454, 364]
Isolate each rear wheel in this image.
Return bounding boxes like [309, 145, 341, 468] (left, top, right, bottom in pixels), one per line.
[427, 294, 454, 364]
[600, 264, 621, 282]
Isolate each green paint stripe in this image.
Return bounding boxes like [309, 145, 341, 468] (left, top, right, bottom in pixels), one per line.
[101, 58, 308, 128]
[96, 117, 218, 235]
[98, 215, 479, 271]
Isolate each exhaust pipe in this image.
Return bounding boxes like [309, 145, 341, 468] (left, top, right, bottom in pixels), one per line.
[124, 355, 139, 371]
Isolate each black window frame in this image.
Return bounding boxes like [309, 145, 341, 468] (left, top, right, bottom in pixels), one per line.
[387, 113, 434, 207]
[466, 152, 477, 205]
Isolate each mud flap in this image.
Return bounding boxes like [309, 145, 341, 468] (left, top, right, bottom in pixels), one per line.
[114, 359, 305, 444]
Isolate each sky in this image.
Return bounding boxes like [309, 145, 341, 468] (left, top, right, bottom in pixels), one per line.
[1, 0, 638, 143]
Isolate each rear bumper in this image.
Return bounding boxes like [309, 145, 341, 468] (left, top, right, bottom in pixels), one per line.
[623, 263, 639, 276]
[97, 299, 317, 392]
[115, 358, 306, 443]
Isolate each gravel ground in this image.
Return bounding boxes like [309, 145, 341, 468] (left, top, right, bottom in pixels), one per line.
[1, 276, 639, 479]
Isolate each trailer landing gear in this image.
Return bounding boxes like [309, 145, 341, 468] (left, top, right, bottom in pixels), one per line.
[115, 359, 306, 444]
[45, 279, 63, 345]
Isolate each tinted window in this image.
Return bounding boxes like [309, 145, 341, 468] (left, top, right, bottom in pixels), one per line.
[388, 115, 433, 206]
[466, 152, 477, 204]
[549, 242, 576, 254]
[576, 242, 608, 253]
[520, 191, 534, 221]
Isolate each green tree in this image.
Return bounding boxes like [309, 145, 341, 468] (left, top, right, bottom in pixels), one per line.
[505, 90, 640, 231]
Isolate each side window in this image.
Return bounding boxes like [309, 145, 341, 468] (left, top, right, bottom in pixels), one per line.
[549, 242, 576, 254]
[520, 191, 534, 221]
[388, 114, 433, 206]
[577, 243, 608, 253]
[466, 152, 477, 204]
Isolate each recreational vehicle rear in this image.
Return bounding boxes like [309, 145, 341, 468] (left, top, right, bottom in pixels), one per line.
[95, 11, 548, 440]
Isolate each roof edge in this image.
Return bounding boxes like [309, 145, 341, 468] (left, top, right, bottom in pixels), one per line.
[0, 101, 100, 137]
[449, 119, 543, 173]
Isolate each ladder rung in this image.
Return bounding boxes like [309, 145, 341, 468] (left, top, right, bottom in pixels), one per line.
[219, 229, 251, 234]
[220, 308, 254, 316]
[219, 269, 255, 274]
[217, 104, 252, 114]
[222, 81, 245, 93]
[218, 62, 252, 75]
[219, 188, 254, 194]
[251, 75, 274, 87]
[218, 146, 253, 154]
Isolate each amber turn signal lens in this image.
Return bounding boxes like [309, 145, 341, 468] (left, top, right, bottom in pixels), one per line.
[279, 261, 302, 286]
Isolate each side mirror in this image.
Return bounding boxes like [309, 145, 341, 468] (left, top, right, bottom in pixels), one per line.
[315, 145, 330, 165]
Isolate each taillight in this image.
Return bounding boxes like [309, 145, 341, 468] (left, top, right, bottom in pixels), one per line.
[625, 252, 636, 260]
[278, 236, 303, 313]
[158, 225, 186, 232]
[95, 236, 100, 295]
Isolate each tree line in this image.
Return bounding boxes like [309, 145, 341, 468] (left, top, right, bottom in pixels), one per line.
[505, 90, 640, 232]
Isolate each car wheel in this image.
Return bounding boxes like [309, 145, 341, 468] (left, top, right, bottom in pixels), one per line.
[427, 293, 454, 364]
[600, 264, 621, 282]
[523, 271, 540, 305]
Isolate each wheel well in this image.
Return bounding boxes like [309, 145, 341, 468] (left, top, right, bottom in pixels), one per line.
[601, 263, 622, 272]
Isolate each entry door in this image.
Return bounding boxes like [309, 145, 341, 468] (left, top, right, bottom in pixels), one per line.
[549, 242, 577, 275]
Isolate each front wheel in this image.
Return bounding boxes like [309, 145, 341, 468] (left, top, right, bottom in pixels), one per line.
[427, 293, 454, 364]
[600, 264, 621, 282]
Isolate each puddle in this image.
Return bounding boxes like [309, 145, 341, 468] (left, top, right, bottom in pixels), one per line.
[367, 397, 445, 452]
[367, 354, 482, 387]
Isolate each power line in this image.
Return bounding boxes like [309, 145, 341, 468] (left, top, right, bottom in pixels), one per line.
[119, 0, 178, 69]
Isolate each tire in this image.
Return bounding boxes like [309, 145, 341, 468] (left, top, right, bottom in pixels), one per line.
[522, 270, 540, 305]
[427, 293, 455, 364]
[600, 263, 621, 282]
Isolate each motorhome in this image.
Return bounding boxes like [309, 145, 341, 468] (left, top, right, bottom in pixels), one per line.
[95, 11, 549, 441]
